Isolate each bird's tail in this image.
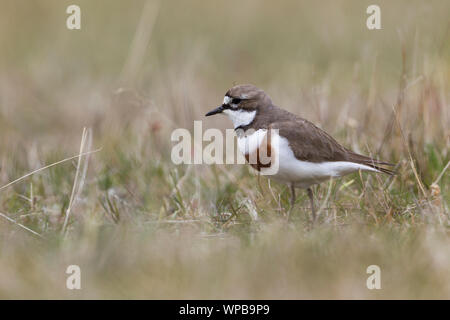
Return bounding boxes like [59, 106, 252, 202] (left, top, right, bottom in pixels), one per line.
[347, 152, 396, 175]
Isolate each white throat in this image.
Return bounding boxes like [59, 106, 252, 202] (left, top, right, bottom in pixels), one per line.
[223, 109, 256, 129]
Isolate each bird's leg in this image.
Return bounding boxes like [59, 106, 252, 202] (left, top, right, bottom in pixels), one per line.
[287, 183, 296, 221]
[307, 187, 316, 223]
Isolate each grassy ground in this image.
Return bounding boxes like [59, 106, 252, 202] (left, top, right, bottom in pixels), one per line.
[0, 0, 449, 299]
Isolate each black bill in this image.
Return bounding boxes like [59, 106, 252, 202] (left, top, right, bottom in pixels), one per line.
[205, 105, 224, 117]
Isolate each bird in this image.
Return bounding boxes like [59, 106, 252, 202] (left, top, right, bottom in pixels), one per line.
[205, 84, 394, 222]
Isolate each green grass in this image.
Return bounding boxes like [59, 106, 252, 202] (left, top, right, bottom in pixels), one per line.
[0, 0, 449, 299]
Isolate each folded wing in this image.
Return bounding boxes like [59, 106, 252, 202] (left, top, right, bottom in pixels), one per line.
[270, 119, 395, 175]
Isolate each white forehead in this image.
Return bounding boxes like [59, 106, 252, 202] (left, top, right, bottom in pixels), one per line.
[223, 93, 250, 104]
[223, 96, 232, 104]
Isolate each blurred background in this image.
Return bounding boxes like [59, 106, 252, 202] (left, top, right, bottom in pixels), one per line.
[0, 0, 448, 299]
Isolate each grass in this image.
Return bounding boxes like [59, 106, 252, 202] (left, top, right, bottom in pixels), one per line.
[0, 0, 449, 299]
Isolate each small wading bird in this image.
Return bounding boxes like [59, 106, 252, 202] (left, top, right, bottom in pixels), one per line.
[205, 84, 395, 222]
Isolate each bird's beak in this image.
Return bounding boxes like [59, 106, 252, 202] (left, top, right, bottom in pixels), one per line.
[205, 105, 224, 117]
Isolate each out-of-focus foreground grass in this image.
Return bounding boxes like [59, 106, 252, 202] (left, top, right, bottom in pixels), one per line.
[0, 0, 449, 299]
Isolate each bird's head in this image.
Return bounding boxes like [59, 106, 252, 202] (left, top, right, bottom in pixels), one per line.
[205, 84, 272, 129]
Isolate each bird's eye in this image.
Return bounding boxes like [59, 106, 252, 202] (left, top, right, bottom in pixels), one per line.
[232, 98, 241, 104]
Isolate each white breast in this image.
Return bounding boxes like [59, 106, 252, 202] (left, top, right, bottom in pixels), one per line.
[237, 129, 268, 155]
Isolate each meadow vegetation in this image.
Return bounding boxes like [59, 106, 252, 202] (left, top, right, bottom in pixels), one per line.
[0, 0, 448, 298]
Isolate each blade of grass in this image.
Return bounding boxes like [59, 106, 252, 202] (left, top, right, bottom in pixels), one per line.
[0, 212, 44, 239]
[62, 128, 90, 234]
[0, 148, 101, 193]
